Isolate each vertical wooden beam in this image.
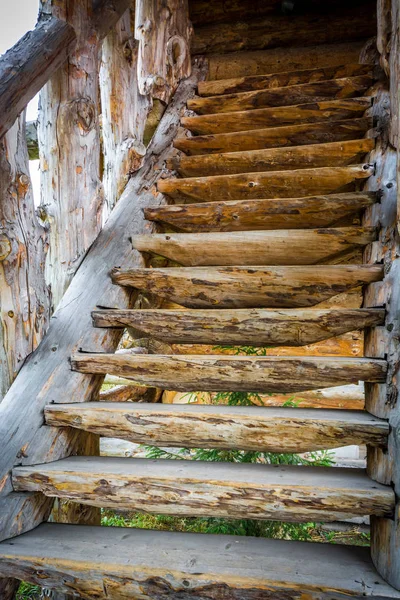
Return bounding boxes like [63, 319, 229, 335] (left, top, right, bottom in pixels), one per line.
[135, 0, 193, 102]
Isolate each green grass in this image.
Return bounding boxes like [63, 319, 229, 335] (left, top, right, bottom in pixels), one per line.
[16, 582, 41, 600]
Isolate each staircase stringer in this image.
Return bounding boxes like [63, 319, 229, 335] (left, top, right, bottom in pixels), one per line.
[0, 65, 203, 545]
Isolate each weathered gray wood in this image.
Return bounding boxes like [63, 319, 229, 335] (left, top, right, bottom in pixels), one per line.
[0, 71, 201, 543]
[174, 118, 373, 155]
[1, 523, 399, 599]
[132, 227, 376, 266]
[111, 264, 384, 308]
[158, 164, 374, 202]
[12, 457, 394, 521]
[92, 308, 385, 345]
[144, 192, 377, 232]
[45, 402, 389, 453]
[181, 98, 372, 135]
[71, 353, 387, 393]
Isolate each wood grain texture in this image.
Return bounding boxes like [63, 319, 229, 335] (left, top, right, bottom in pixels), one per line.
[45, 402, 389, 453]
[132, 227, 377, 266]
[169, 139, 375, 177]
[181, 98, 372, 135]
[144, 192, 377, 232]
[111, 264, 384, 308]
[174, 118, 373, 155]
[92, 308, 384, 345]
[1, 524, 399, 600]
[198, 63, 375, 96]
[157, 164, 373, 201]
[12, 457, 394, 521]
[71, 353, 387, 393]
[189, 76, 374, 115]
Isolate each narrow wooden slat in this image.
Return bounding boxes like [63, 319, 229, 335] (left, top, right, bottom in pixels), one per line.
[189, 76, 374, 115]
[174, 118, 373, 156]
[71, 353, 387, 392]
[157, 164, 373, 202]
[45, 402, 389, 452]
[12, 456, 393, 521]
[144, 192, 377, 232]
[111, 264, 383, 308]
[181, 98, 372, 135]
[132, 227, 376, 266]
[1, 524, 400, 600]
[198, 64, 374, 96]
[169, 139, 374, 177]
[92, 308, 385, 345]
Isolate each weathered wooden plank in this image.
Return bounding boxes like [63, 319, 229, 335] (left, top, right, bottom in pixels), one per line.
[71, 353, 387, 393]
[1, 524, 400, 600]
[169, 139, 375, 177]
[190, 0, 280, 26]
[111, 264, 383, 308]
[132, 227, 376, 266]
[182, 98, 372, 135]
[157, 164, 373, 202]
[92, 308, 384, 346]
[256, 384, 365, 410]
[13, 457, 394, 521]
[192, 6, 376, 54]
[198, 63, 375, 96]
[189, 76, 374, 115]
[45, 402, 389, 453]
[144, 192, 377, 232]
[174, 118, 373, 155]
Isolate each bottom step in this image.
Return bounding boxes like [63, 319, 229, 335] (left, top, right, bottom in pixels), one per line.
[0, 524, 399, 599]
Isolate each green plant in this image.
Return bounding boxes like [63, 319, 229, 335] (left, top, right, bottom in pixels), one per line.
[16, 582, 41, 600]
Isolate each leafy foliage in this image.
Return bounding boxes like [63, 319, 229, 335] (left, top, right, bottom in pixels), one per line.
[16, 582, 41, 600]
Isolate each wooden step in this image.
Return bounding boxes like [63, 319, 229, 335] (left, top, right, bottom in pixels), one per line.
[181, 98, 372, 135]
[157, 164, 373, 202]
[71, 353, 387, 392]
[13, 456, 394, 520]
[45, 402, 389, 453]
[92, 308, 385, 346]
[169, 139, 374, 177]
[198, 63, 374, 96]
[144, 192, 377, 232]
[174, 117, 373, 155]
[2, 525, 400, 600]
[111, 264, 383, 308]
[189, 76, 374, 115]
[132, 228, 376, 266]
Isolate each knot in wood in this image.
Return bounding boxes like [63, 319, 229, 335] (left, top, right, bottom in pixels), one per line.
[75, 98, 96, 134]
[0, 235, 12, 261]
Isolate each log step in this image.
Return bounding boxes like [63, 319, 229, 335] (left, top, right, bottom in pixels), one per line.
[71, 354, 387, 393]
[169, 139, 374, 177]
[91, 308, 385, 346]
[198, 63, 374, 96]
[157, 164, 373, 202]
[132, 227, 376, 266]
[174, 117, 373, 155]
[1, 524, 399, 600]
[144, 191, 378, 232]
[45, 402, 389, 453]
[189, 76, 374, 115]
[181, 98, 372, 135]
[111, 264, 383, 308]
[12, 456, 394, 521]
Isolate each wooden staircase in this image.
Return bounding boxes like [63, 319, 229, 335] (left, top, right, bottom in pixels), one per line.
[1, 13, 400, 599]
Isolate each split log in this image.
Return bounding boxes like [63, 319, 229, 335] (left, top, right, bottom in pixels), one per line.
[256, 384, 365, 410]
[174, 118, 373, 155]
[92, 307, 384, 346]
[99, 385, 162, 403]
[189, 76, 374, 115]
[71, 353, 387, 393]
[12, 456, 394, 521]
[157, 164, 374, 202]
[144, 192, 377, 232]
[198, 63, 375, 96]
[132, 227, 377, 266]
[111, 264, 383, 309]
[181, 98, 372, 135]
[170, 139, 374, 177]
[45, 402, 388, 453]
